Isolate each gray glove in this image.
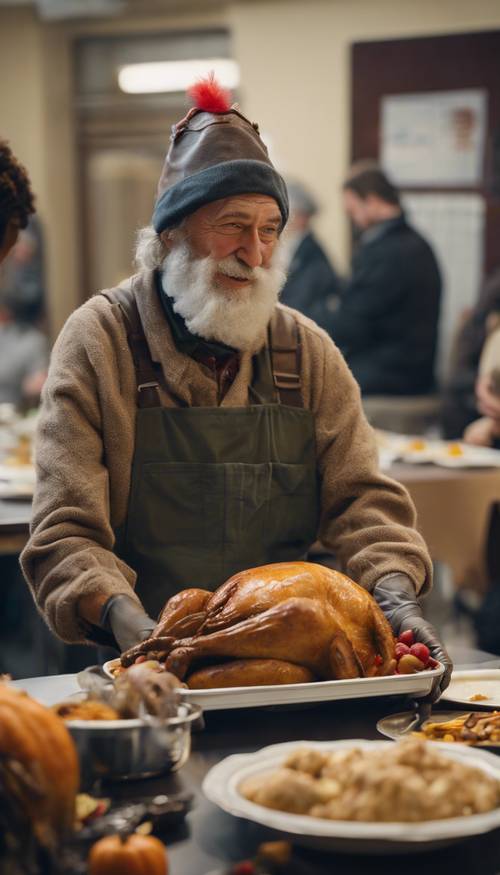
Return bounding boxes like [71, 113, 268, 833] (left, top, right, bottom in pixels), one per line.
[100, 595, 156, 653]
[373, 574, 453, 702]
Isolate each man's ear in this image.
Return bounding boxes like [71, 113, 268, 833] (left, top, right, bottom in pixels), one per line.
[160, 229, 175, 252]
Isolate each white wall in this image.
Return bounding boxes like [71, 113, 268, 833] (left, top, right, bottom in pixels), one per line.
[230, 0, 500, 269]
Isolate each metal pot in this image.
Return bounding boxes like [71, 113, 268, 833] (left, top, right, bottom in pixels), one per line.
[67, 701, 202, 789]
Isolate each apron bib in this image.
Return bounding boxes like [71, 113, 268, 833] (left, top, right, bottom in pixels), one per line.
[105, 288, 320, 619]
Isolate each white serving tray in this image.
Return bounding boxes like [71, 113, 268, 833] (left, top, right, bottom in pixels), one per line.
[203, 738, 500, 854]
[104, 659, 443, 712]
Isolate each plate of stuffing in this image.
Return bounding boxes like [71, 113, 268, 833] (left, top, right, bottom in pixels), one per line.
[202, 737, 500, 854]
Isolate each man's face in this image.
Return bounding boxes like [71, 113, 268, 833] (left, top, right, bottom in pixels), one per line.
[0, 216, 21, 265]
[174, 194, 282, 292]
[160, 194, 286, 352]
[342, 189, 374, 231]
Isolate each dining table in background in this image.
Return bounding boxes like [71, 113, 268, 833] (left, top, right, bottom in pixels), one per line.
[389, 462, 500, 593]
[0, 497, 31, 555]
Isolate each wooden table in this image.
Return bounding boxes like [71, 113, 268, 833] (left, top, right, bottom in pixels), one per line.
[390, 463, 500, 592]
[14, 664, 500, 875]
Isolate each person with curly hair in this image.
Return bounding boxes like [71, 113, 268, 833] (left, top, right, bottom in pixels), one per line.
[0, 141, 46, 406]
[0, 140, 35, 264]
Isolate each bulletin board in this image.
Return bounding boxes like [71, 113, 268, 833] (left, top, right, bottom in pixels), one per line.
[351, 31, 500, 276]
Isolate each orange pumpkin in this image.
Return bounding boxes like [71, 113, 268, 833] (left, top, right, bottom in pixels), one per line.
[0, 682, 79, 846]
[88, 833, 169, 875]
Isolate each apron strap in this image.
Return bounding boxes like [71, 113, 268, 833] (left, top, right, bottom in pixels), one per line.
[269, 308, 303, 407]
[101, 286, 162, 409]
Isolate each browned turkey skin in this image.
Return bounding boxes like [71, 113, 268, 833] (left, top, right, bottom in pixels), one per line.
[121, 562, 396, 685]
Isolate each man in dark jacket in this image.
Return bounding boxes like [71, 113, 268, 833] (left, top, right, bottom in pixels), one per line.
[280, 179, 341, 331]
[330, 162, 441, 396]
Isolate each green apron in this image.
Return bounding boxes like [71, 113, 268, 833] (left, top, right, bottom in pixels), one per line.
[107, 289, 320, 619]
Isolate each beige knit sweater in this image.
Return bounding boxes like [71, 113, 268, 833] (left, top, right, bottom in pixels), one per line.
[21, 270, 432, 643]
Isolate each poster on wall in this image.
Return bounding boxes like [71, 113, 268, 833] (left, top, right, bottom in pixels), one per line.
[381, 89, 487, 187]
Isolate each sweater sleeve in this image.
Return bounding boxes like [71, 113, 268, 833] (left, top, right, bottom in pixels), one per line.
[303, 323, 433, 595]
[20, 300, 142, 644]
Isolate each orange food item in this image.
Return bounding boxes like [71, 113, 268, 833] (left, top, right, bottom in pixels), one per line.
[447, 443, 463, 456]
[88, 833, 168, 875]
[407, 439, 426, 451]
[123, 562, 397, 684]
[0, 682, 79, 847]
[52, 700, 120, 721]
[187, 658, 315, 689]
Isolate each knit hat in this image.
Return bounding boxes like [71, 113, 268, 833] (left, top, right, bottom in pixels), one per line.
[152, 75, 288, 233]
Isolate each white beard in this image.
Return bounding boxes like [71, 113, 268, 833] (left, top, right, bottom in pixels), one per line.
[162, 240, 287, 352]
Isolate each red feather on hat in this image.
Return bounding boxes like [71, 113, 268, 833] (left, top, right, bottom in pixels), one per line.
[187, 73, 232, 114]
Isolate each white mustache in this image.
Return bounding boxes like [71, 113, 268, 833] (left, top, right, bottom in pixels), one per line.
[215, 256, 257, 280]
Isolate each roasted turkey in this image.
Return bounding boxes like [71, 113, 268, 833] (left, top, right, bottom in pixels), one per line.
[121, 562, 397, 686]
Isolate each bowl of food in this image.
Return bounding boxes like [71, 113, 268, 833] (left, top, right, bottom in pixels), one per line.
[54, 665, 202, 788]
[203, 737, 500, 854]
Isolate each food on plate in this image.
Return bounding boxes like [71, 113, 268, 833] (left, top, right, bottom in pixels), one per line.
[0, 682, 79, 870]
[120, 562, 400, 687]
[447, 442, 464, 457]
[392, 630, 438, 674]
[3, 435, 33, 466]
[406, 438, 427, 452]
[87, 832, 169, 875]
[240, 737, 500, 821]
[186, 658, 315, 689]
[416, 711, 500, 745]
[469, 693, 490, 702]
[75, 793, 111, 827]
[52, 700, 120, 721]
[113, 663, 185, 717]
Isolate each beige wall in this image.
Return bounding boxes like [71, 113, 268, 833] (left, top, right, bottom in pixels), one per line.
[1, 1, 500, 332]
[231, 0, 500, 269]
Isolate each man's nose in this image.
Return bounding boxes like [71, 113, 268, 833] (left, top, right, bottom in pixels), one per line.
[236, 228, 263, 268]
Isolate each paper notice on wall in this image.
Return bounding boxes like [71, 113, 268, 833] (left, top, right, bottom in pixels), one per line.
[402, 192, 485, 380]
[381, 90, 487, 187]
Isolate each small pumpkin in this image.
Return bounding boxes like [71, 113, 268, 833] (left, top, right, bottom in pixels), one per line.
[88, 833, 169, 875]
[0, 682, 79, 847]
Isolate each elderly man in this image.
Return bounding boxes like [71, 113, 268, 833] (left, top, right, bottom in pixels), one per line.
[21, 79, 451, 694]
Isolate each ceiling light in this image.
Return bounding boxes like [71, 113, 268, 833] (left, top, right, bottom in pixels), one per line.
[118, 59, 240, 95]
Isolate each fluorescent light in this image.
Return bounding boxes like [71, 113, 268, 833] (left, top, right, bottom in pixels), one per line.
[118, 59, 240, 95]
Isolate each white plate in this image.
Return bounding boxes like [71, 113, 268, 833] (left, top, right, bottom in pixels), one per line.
[103, 659, 443, 712]
[202, 738, 500, 854]
[376, 431, 500, 468]
[441, 669, 500, 708]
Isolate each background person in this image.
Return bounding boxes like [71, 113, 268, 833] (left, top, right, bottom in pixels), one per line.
[442, 267, 500, 439]
[0, 140, 35, 266]
[0, 142, 47, 407]
[279, 178, 341, 330]
[463, 311, 500, 448]
[21, 79, 451, 696]
[329, 161, 441, 396]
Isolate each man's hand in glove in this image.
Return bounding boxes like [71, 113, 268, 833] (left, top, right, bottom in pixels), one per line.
[100, 594, 156, 654]
[373, 573, 453, 702]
